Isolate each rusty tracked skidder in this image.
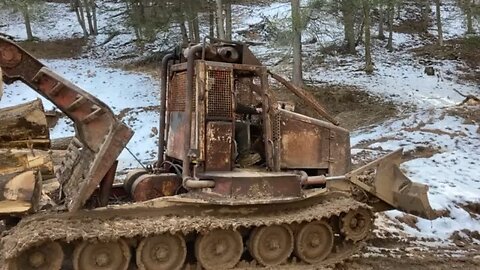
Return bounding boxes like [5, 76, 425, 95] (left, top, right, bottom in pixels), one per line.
[0, 36, 437, 270]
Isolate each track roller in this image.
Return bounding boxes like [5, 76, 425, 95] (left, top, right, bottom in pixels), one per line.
[136, 234, 186, 270]
[9, 241, 63, 270]
[195, 229, 243, 270]
[73, 239, 130, 270]
[294, 220, 334, 264]
[248, 224, 294, 266]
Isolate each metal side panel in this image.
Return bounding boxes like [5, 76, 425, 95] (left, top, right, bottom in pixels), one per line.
[166, 112, 187, 160]
[205, 121, 233, 171]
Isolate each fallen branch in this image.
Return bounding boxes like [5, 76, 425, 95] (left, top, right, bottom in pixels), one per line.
[0, 32, 14, 40]
[96, 31, 122, 47]
[268, 71, 340, 126]
[453, 89, 480, 105]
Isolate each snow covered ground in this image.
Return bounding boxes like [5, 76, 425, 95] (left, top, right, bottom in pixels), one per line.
[1, 0, 479, 243]
[0, 58, 161, 170]
[353, 107, 480, 241]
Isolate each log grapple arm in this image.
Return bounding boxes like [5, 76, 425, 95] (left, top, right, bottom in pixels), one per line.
[0, 37, 133, 211]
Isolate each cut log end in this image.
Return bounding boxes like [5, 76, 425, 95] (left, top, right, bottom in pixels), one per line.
[0, 99, 51, 150]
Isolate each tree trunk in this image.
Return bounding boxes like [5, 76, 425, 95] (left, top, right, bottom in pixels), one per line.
[396, 0, 401, 19]
[180, 20, 189, 45]
[363, 0, 374, 74]
[192, 11, 200, 43]
[342, 0, 356, 54]
[291, 0, 303, 86]
[0, 99, 50, 150]
[21, 5, 34, 41]
[185, 1, 196, 42]
[378, 4, 385, 40]
[74, 0, 89, 37]
[421, 0, 430, 32]
[187, 13, 195, 42]
[209, 9, 215, 37]
[225, 0, 232, 41]
[0, 67, 3, 101]
[82, 0, 95, 35]
[465, 0, 475, 34]
[216, 0, 226, 39]
[69, 0, 75, 11]
[435, 0, 443, 46]
[90, 0, 98, 34]
[386, 0, 394, 51]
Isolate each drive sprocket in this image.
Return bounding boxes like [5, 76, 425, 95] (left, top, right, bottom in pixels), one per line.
[340, 208, 374, 242]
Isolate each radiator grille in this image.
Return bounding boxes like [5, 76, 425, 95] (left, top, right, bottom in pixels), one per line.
[168, 72, 187, 111]
[168, 72, 197, 112]
[207, 69, 233, 119]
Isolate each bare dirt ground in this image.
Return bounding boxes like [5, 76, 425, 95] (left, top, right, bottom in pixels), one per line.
[333, 234, 480, 270]
[272, 83, 399, 131]
[412, 36, 480, 85]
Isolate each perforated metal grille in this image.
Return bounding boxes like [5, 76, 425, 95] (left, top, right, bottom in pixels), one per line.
[207, 69, 233, 119]
[168, 72, 196, 112]
[272, 110, 281, 142]
[235, 79, 256, 106]
[168, 72, 187, 111]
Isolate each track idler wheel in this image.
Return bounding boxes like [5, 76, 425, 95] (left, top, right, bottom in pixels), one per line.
[248, 224, 294, 266]
[123, 169, 147, 194]
[294, 221, 334, 264]
[9, 241, 63, 270]
[340, 208, 374, 242]
[73, 239, 130, 270]
[195, 229, 243, 270]
[136, 234, 186, 270]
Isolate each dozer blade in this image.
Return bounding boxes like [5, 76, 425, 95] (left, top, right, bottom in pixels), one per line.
[347, 149, 437, 220]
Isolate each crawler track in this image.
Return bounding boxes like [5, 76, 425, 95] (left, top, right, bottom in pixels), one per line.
[2, 196, 373, 270]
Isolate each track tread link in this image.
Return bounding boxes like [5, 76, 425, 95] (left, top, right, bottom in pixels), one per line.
[1, 197, 372, 269]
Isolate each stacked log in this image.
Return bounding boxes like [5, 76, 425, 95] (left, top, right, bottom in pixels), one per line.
[0, 99, 50, 149]
[0, 99, 53, 217]
[0, 149, 54, 179]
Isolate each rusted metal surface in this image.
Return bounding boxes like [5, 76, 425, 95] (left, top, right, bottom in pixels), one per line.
[205, 170, 302, 199]
[279, 111, 330, 170]
[278, 109, 350, 175]
[258, 67, 275, 170]
[158, 53, 175, 167]
[329, 127, 351, 175]
[182, 44, 203, 179]
[131, 173, 181, 202]
[205, 121, 233, 171]
[205, 66, 234, 120]
[195, 62, 206, 162]
[345, 149, 436, 220]
[168, 71, 189, 112]
[0, 39, 440, 270]
[0, 37, 133, 211]
[98, 161, 118, 207]
[166, 112, 188, 161]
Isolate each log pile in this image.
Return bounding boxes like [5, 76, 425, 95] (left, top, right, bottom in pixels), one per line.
[0, 99, 50, 149]
[0, 99, 53, 217]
